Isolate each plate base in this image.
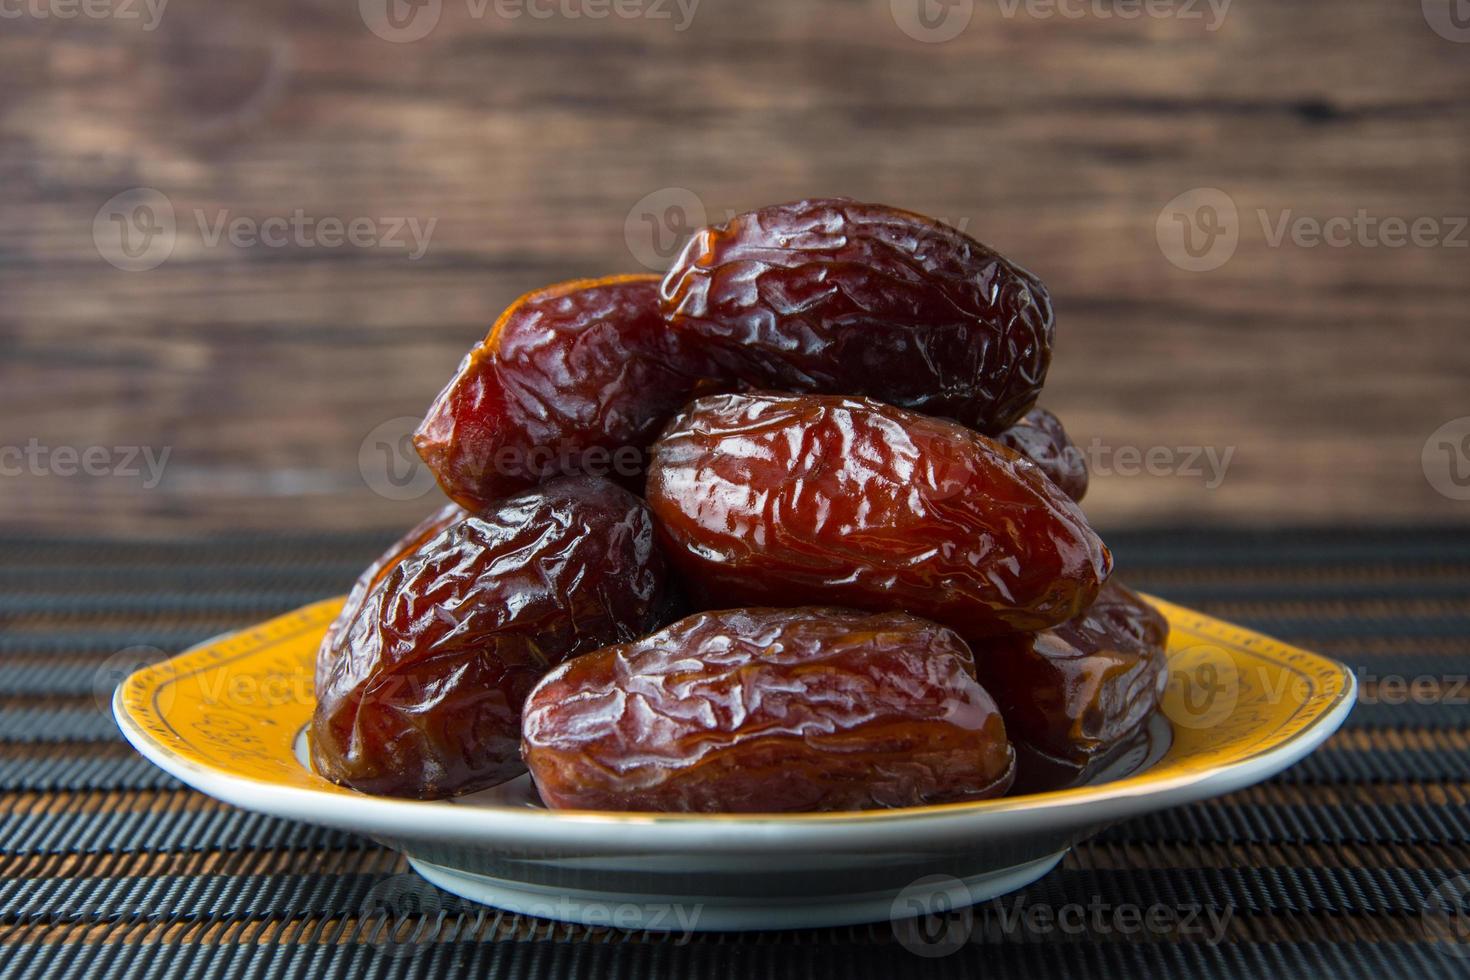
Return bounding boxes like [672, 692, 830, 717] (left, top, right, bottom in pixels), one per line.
[407, 850, 1066, 932]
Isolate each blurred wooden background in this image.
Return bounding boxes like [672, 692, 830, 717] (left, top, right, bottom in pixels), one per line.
[2, 0, 1468, 536]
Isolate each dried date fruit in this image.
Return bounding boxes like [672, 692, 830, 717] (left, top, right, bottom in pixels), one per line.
[522, 607, 1015, 812]
[317, 502, 467, 690]
[312, 476, 673, 799]
[646, 393, 1112, 640]
[660, 198, 1053, 433]
[995, 407, 1088, 501]
[971, 581, 1168, 792]
[414, 275, 719, 511]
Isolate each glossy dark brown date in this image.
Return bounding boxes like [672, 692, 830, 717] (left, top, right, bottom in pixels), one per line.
[522, 607, 1015, 812]
[646, 392, 1112, 640]
[971, 580, 1169, 792]
[317, 502, 467, 690]
[312, 476, 672, 799]
[414, 276, 717, 511]
[660, 198, 1054, 433]
[996, 407, 1088, 502]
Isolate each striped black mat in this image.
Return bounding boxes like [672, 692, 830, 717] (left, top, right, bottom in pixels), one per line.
[2, 527, 1469, 978]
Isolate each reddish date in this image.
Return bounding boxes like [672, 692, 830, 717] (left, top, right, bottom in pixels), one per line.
[317, 502, 467, 690]
[660, 198, 1054, 433]
[522, 607, 1015, 812]
[646, 393, 1112, 641]
[312, 477, 672, 799]
[996, 407, 1088, 501]
[414, 275, 718, 511]
[972, 581, 1169, 792]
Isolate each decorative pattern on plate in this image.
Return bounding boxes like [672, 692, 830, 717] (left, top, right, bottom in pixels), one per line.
[118, 594, 1353, 816]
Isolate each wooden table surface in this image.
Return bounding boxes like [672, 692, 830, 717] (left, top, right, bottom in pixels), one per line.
[3, 0, 1468, 535]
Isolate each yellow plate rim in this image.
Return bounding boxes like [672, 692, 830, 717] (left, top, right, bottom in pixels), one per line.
[114, 594, 1356, 839]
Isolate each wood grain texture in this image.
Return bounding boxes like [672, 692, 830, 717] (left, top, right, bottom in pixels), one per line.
[1, 0, 1468, 535]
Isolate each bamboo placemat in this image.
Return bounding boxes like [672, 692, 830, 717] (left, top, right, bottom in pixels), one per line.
[2, 527, 1468, 977]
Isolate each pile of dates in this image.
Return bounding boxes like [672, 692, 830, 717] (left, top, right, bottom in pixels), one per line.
[313, 198, 1170, 811]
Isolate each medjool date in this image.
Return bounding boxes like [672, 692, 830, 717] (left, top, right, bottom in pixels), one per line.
[312, 476, 672, 799]
[317, 501, 467, 690]
[646, 393, 1111, 641]
[522, 607, 1015, 812]
[996, 407, 1088, 501]
[660, 198, 1053, 433]
[414, 275, 718, 511]
[972, 581, 1169, 792]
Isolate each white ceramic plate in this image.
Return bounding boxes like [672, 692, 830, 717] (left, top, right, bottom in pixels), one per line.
[115, 595, 1354, 931]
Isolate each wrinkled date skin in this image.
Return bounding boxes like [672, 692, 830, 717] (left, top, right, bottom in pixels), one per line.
[660, 198, 1054, 433]
[646, 393, 1112, 640]
[312, 477, 673, 799]
[972, 581, 1169, 792]
[317, 502, 467, 690]
[414, 276, 719, 511]
[522, 607, 1015, 812]
[996, 407, 1088, 502]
